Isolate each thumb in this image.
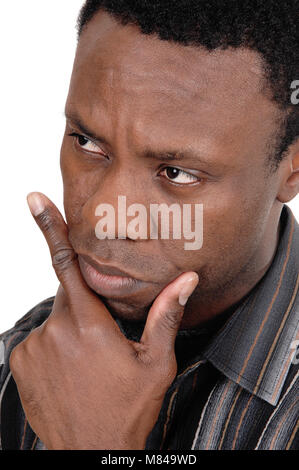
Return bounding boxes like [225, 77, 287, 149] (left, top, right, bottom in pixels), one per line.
[140, 272, 199, 359]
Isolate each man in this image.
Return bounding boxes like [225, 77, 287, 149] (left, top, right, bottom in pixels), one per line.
[0, 0, 298, 450]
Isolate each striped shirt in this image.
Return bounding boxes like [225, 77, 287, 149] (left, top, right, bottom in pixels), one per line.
[0, 205, 298, 450]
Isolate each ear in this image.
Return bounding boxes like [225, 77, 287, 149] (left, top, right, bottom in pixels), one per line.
[277, 139, 299, 203]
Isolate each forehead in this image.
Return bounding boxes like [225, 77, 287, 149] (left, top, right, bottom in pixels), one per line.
[70, 10, 266, 101]
[66, 10, 279, 154]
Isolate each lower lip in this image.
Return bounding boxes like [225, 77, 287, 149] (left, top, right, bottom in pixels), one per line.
[78, 256, 146, 297]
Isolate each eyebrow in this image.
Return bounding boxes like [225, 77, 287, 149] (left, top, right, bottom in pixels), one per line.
[65, 111, 110, 147]
[64, 110, 216, 168]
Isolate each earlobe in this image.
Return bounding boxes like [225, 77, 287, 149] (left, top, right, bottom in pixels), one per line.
[277, 147, 299, 203]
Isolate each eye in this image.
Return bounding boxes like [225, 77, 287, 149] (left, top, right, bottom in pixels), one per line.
[68, 132, 104, 154]
[160, 167, 200, 185]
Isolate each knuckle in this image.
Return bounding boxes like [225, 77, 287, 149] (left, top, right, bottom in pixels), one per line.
[9, 343, 24, 372]
[52, 246, 76, 272]
[40, 316, 70, 349]
[36, 207, 53, 232]
[138, 346, 177, 383]
[160, 307, 181, 332]
[41, 318, 61, 339]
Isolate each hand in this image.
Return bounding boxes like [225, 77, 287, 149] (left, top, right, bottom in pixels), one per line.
[9, 192, 199, 450]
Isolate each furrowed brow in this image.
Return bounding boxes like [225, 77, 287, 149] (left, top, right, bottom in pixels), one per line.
[64, 109, 220, 171]
[64, 110, 109, 146]
[141, 148, 214, 167]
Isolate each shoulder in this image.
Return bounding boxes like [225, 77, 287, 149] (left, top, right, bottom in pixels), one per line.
[0, 296, 55, 388]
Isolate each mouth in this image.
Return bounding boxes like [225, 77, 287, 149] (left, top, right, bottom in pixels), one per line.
[78, 254, 149, 298]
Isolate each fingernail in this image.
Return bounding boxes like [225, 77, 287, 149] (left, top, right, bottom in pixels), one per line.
[27, 192, 45, 216]
[179, 273, 199, 306]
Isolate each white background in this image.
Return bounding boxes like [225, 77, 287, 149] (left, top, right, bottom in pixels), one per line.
[0, 1, 298, 333]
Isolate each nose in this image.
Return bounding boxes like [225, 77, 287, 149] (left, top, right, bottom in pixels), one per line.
[82, 167, 150, 241]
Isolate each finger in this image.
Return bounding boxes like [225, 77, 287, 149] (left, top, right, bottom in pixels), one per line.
[52, 284, 68, 311]
[27, 192, 92, 306]
[140, 272, 199, 359]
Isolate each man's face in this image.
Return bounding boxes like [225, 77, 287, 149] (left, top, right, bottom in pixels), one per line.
[60, 10, 284, 325]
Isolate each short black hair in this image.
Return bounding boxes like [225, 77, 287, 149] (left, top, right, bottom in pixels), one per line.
[76, 0, 298, 170]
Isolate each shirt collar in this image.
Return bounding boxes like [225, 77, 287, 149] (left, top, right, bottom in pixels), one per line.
[204, 205, 299, 405]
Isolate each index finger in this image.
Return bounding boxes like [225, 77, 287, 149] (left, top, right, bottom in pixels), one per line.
[27, 191, 93, 306]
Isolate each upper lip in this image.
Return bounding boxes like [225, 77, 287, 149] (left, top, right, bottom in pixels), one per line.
[79, 253, 140, 279]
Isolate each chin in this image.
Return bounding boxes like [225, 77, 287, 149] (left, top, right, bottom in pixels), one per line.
[96, 293, 152, 323]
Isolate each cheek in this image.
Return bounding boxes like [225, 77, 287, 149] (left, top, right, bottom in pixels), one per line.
[165, 183, 271, 274]
[60, 144, 105, 226]
[199, 186, 273, 272]
[62, 171, 100, 227]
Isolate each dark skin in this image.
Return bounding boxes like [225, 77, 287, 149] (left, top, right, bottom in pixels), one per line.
[10, 10, 299, 449]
